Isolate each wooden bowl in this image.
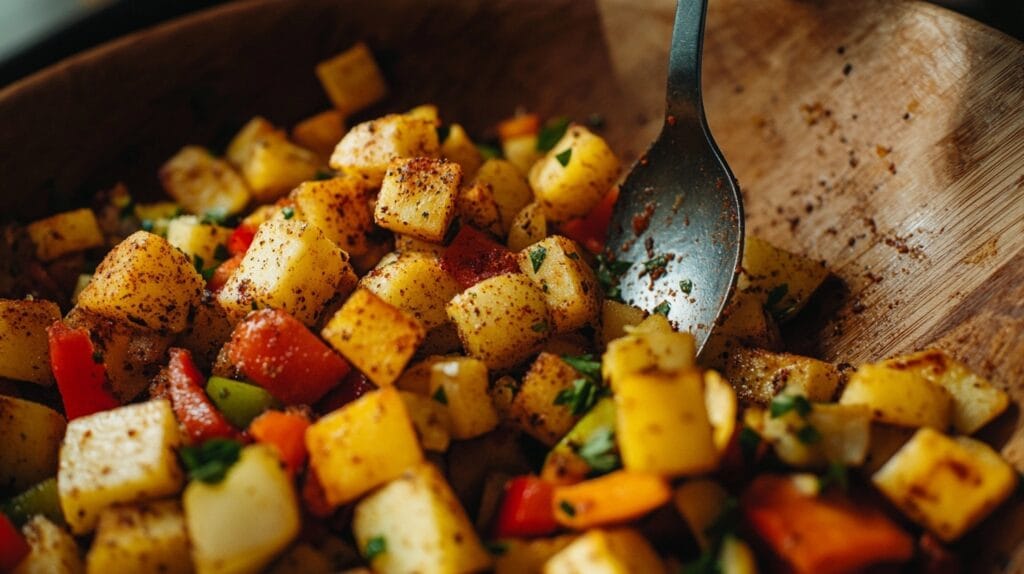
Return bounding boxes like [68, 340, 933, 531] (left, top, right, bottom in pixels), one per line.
[1, 0, 1022, 568]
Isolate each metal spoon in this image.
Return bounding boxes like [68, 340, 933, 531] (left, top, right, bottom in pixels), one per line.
[606, 0, 743, 352]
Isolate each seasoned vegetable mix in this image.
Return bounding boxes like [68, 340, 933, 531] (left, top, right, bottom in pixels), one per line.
[0, 42, 1017, 574]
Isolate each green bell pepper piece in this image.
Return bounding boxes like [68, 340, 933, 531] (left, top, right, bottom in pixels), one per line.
[205, 376, 278, 429]
[1, 477, 63, 526]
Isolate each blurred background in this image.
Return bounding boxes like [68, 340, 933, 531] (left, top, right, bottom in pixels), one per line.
[1, 0, 1022, 88]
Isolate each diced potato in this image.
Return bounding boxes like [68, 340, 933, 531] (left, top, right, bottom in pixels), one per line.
[494, 536, 577, 574]
[306, 388, 424, 506]
[218, 219, 355, 326]
[226, 117, 281, 167]
[352, 462, 492, 574]
[230, 126, 322, 204]
[600, 300, 646, 347]
[86, 500, 191, 574]
[398, 391, 452, 452]
[704, 370, 737, 453]
[315, 43, 388, 116]
[0, 299, 61, 385]
[173, 295, 233, 371]
[507, 202, 548, 251]
[542, 398, 616, 485]
[292, 110, 347, 160]
[0, 396, 65, 493]
[159, 146, 251, 217]
[615, 369, 718, 476]
[602, 314, 696, 390]
[405, 104, 440, 125]
[426, 356, 498, 440]
[762, 403, 871, 468]
[700, 290, 781, 370]
[673, 479, 730, 549]
[185, 445, 300, 574]
[165, 215, 233, 263]
[528, 125, 620, 222]
[288, 176, 374, 256]
[505, 352, 582, 445]
[502, 134, 542, 176]
[360, 252, 460, 331]
[840, 359, 953, 429]
[330, 115, 439, 187]
[395, 357, 441, 395]
[724, 347, 842, 406]
[543, 528, 666, 574]
[457, 182, 503, 235]
[14, 516, 83, 574]
[375, 158, 461, 242]
[77, 231, 204, 333]
[321, 288, 425, 386]
[518, 236, 600, 333]
[446, 273, 551, 369]
[26, 208, 104, 261]
[872, 428, 1016, 541]
[440, 124, 483, 181]
[58, 400, 183, 534]
[737, 236, 829, 322]
[474, 159, 534, 234]
[861, 423, 916, 476]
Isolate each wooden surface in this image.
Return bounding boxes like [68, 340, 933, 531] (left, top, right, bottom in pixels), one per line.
[1, 0, 1022, 568]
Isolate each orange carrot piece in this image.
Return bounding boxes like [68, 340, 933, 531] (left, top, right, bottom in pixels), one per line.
[552, 470, 671, 529]
[248, 409, 311, 477]
[497, 114, 540, 141]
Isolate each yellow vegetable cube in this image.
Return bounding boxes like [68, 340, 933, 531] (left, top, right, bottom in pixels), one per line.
[26, 208, 104, 261]
[738, 236, 829, 322]
[840, 360, 953, 429]
[519, 235, 600, 333]
[600, 300, 646, 347]
[704, 370, 737, 453]
[185, 445, 300, 574]
[440, 124, 483, 181]
[457, 182, 503, 235]
[289, 177, 374, 256]
[543, 528, 665, 574]
[528, 125, 620, 222]
[502, 134, 542, 176]
[475, 159, 534, 234]
[494, 536, 577, 574]
[15, 516, 83, 574]
[616, 369, 717, 476]
[700, 289, 781, 370]
[398, 391, 452, 452]
[330, 114, 439, 187]
[231, 129, 321, 204]
[602, 314, 696, 390]
[0, 395, 65, 492]
[762, 403, 871, 468]
[165, 215, 233, 263]
[315, 43, 388, 116]
[405, 104, 440, 125]
[0, 299, 61, 385]
[506, 352, 583, 445]
[321, 288, 425, 386]
[76, 231, 204, 333]
[306, 388, 424, 506]
[218, 219, 355, 326]
[873, 428, 1016, 541]
[375, 157, 462, 242]
[427, 356, 498, 440]
[86, 500, 191, 574]
[352, 462, 492, 574]
[226, 116, 281, 168]
[58, 400, 183, 534]
[292, 110, 347, 160]
[507, 202, 548, 251]
[724, 347, 842, 406]
[359, 252, 459, 330]
[446, 273, 551, 369]
[159, 146, 251, 217]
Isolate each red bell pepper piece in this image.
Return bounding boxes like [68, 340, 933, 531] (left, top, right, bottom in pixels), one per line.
[47, 321, 119, 420]
[558, 186, 618, 254]
[315, 369, 376, 414]
[166, 347, 237, 443]
[743, 475, 914, 574]
[494, 475, 559, 538]
[227, 223, 257, 256]
[207, 253, 244, 293]
[0, 514, 29, 572]
[439, 225, 518, 290]
[227, 309, 349, 405]
[248, 409, 310, 477]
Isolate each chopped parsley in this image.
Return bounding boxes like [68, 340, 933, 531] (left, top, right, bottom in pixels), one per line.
[140, 219, 155, 232]
[796, 424, 822, 444]
[485, 541, 508, 556]
[529, 246, 547, 272]
[281, 206, 295, 220]
[561, 354, 602, 382]
[769, 394, 812, 418]
[679, 278, 693, 294]
[558, 500, 576, 517]
[250, 301, 259, 311]
[577, 427, 619, 475]
[200, 208, 230, 225]
[436, 125, 451, 145]
[314, 169, 335, 181]
[643, 254, 671, 273]
[193, 254, 219, 281]
[536, 116, 570, 152]
[555, 148, 572, 167]
[739, 426, 761, 462]
[363, 535, 387, 561]
[819, 462, 849, 493]
[432, 386, 448, 405]
[683, 497, 741, 574]
[477, 143, 502, 160]
[180, 438, 242, 484]
[554, 378, 601, 416]
[652, 300, 671, 316]
[531, 321, 549, 333]
[594, 255, 633, 303]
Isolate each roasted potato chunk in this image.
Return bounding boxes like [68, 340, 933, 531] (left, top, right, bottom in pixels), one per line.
[375, 157, 462, 242]
[528, 125, 620, 222]
[26, 208, 104, 262]
[330, 114, 439, 187]
[0, 396, 65, 493]
[0, 298, 61, 385]
[315, 42, 388, 116]
[159, 146, 251, 217]
[518, 236, 600, 333]
[86, 500, 191, 574]
[724, 347, 842, 406]
[289, 177, 374, 257]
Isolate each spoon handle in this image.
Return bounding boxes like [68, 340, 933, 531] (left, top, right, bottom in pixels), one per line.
[665, 0, 709, 124]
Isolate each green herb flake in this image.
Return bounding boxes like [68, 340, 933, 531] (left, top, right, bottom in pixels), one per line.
[364, 535, 387, 561]
[796, 425, 822, 444]
[531, 321, 549, 333]
[679, 279, 693, 294]
[282, 206, 295, 220]
[652, 301, 671, 316]
[214, 243, 231, 261]
[558, 500, 576, 517]
[193, 254, 205, 274]
[485, 541, 508, 556]
[436, 125, 451, 144]
[250, 301, 259, 311]
[314, 169, 335, 181]
[477, 143, 502, 160]
[432, 386, 448, 405]
[555, 148, 572, 167]
[561, 354, 601, 382]
[577, 426, 619, 475]
[91, 351, 104, 364]
[554, 378, 600, 416]
[140, 219, 155, 232]
[739, 426, 761, 462]
[200, 208, 229, 226]
[769, 394, 813, 418]
[643, 254, 670, 273]
[536, 116, 570, 152]
[529, 246, 548, 272]
[594, 255, 633, 303]
[819, 462, 849, 493]
[179, 438, 243, 484]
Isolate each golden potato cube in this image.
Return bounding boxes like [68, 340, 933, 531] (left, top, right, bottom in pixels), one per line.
[217, 219, 355, 326]
[292, 110, 347, 160]
[375, 158, 462, 242]
[235, 133, 322, 204]
[306, 388, 424, 506]
[738, 236, 829, 322]
[0, 299, 61, 385]
[873, 428, 1016, 541]
[700, 289, 781, 370]
[290, 177, 374, 256]
[398, 391, 452, 452]
[353, 462, 492, 574]
[724, 347, 842, 406]
[315, 43, 388, 116]
[544, 528, 665, 574]
[165, 215, 233, 263]
[359, 252, 459, 330]
[427, 356, 498, 440]
[602, 314, 696, 390]
[226, 116, 282, 167]
[474, 159, 534, 234]
[58, 400, 183, 534]
[494, 536, 577, 574]
[321, 288, 425, 386]
[185, 445, 300, 574]
[440, 124, 483, 181]
[26, 208, 104, 261]
[76, 231, 203, 334]
[159, 146, 251, 217]
[616, 369, 718, 476]
[507, 202, 547, 252]
[446, 273, 551, 369]
[840, 360, 953, 429]
[502, 134, 542, 176]
[761, 403, 871, 468]
[0, 395, 65, 492]
[704, 370, 737, 453]
[330, 114, 439, 187]
[600, 300, 646, 347]
[457, 182, 503, 235]
[405, 104, 440, 125]
[528, 125, 620, 222]
[507, 352, 583, 445]
[518, 235, 600, 333]
[16, 516, 83, 574]
[86, 500, 191, 574]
